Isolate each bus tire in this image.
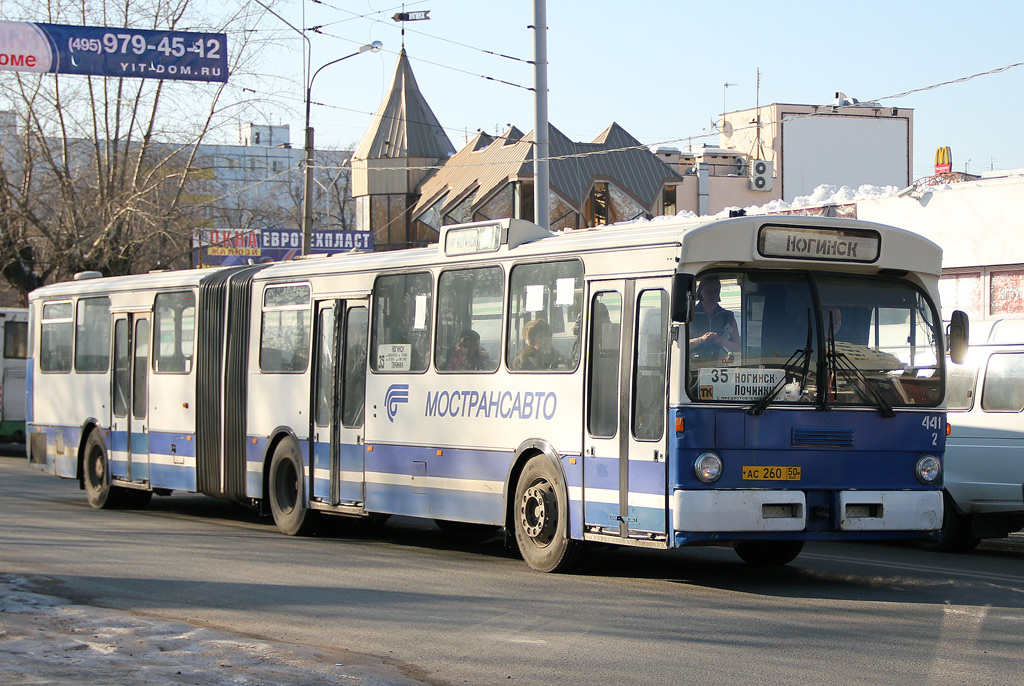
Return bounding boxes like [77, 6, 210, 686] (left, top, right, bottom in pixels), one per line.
[513, 455, 582, 573]
[922, 495, 980, 553]
[268, 438, 317, 536]
[83, 430, 125, 509]
[734, 540, 804, 566]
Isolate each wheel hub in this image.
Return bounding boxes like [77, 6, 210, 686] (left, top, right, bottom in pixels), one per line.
[520, 483, 556, 543]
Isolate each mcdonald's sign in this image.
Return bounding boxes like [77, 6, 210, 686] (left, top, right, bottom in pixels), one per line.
[935, 146, 952, 174]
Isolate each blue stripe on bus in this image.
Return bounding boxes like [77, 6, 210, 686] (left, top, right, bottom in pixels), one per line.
[149, 462, 196, 491]
[365, 481, 504, 525]
[366, 443, 511, 482]
[148, 431, 196, 457]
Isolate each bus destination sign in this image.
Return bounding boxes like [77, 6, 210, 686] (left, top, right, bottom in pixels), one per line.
[758, 225, 879, 263]
[0, 20, 227, 82]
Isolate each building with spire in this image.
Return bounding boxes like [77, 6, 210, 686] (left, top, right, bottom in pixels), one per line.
[351, 49, 455, 251]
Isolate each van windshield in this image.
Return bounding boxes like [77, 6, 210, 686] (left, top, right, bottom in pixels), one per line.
[686, 271, 943, 408]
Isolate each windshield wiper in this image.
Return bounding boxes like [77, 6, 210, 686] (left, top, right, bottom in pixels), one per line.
[826, 318, 895, 418]
[749, 311, 813, 416]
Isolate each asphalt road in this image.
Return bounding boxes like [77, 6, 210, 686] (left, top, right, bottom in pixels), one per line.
[2, 451, 1022, 686]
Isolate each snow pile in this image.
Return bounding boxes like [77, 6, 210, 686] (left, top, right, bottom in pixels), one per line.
[733, 183, 902, 216]
[0, 575, 426, 686]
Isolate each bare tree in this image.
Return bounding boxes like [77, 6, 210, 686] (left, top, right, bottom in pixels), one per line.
[0, 0, 287, 304]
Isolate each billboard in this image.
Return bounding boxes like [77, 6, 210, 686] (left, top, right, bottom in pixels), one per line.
[195, 229, 374, 266]
[0, 20, 227, 82]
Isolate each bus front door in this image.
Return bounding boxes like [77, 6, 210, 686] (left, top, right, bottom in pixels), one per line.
[584, 279, 670, 543]
[111, 314, 151, 484]
[311, 299, 368, 508]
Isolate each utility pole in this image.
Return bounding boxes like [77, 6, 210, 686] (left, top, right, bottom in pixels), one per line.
[302, 41, 382, 255]
[532, 0, 550, 230]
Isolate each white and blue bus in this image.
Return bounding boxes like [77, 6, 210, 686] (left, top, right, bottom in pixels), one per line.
[25, 216, 968, 570]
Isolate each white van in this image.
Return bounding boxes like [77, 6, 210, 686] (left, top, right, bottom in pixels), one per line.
[939, 319, 1024, 551]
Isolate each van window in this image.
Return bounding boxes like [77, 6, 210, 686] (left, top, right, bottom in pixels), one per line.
[945, 363, 977, 411]
[980, 352, 1024, 412]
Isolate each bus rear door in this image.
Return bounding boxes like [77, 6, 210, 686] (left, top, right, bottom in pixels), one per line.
[584, 279, 670, 543]
[111, 314, 150, 484]
[311, 299, 368, 509]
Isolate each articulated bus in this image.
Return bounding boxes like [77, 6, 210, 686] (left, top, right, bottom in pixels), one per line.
[26, 216, 967, 571]
[0, 307, 28, 443]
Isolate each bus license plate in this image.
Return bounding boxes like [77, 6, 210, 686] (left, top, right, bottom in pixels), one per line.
[741, 466, 801, 481]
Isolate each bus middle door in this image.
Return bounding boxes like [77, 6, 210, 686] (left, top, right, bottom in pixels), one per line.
[584, 279, 670, 543]
[111, 314, 151, 484]
[311, 299, 368, 508]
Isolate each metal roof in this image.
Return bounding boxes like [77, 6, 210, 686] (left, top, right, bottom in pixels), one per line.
[412, 122, 682, 219]
[353, 49, 454, 162]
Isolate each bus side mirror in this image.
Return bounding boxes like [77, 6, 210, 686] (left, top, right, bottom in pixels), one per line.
[671, 273, 696, 323]
[947, 310, 969, 365]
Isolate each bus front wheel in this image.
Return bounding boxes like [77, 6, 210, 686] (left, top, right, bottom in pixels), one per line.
[513, 455, 582, 573]
[83, 430, 125, 509]
[734, 540, 804, 566]
[268, 438, 317, 536]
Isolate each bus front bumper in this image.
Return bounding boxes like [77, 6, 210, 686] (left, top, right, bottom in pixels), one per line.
[672, 489, 943, 533]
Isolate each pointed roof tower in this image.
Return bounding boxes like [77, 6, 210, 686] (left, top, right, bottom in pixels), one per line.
[354, 49, 454, 161]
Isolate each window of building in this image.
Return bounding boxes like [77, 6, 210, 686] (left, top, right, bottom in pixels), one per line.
[371, 272, 433, 373]
[662, 186, 677, 216]
[590, 182, 609, 226]
[435, 267, 502, 372]
[75, 297, 111, 373]
[260, 285, 311, 373]
[154, 292, 196, 373]
[40, 302, 73, 372]
[507, 260, 583, 372]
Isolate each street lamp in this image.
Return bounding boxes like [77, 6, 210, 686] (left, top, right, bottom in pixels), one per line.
[302, 41, 383, 255]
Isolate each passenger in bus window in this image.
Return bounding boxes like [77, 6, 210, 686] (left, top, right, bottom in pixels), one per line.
[447, 330, 491, 371]
[512, 319, 564, 370]
[688, 277, 740, 357]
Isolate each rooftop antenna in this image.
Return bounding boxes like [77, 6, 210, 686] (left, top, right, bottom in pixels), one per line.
[752, 68, 766, 160]
[723, 82, 737, 117]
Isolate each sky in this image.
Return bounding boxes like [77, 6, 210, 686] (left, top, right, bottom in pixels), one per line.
[248, 0, 1024, 183]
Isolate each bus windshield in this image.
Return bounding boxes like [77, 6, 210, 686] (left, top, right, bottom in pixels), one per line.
[687, 271, 943, 408]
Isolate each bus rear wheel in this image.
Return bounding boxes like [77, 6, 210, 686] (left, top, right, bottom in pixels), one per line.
[513, 455, 582, 573]
[734, 540, 804, 566]
[83, 430, 125, 509]
[268, 438, 317, 536]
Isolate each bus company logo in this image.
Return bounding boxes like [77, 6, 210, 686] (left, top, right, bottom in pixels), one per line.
[385, 384, 409, 422]
[698, 385, 713, 400]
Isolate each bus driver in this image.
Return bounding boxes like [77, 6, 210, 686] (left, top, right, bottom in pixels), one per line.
[688, 277, 740, 358]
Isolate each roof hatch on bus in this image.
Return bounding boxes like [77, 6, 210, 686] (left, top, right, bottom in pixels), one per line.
[440, 219, 553, 257]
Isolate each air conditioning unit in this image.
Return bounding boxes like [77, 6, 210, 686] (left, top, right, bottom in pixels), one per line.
[749, 159, 774, 191]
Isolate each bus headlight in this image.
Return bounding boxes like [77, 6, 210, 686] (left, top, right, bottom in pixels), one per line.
[915, 455, 941, 484]
[694, 452, 723, 483]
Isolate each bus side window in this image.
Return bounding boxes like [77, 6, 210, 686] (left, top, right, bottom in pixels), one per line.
[40, 302, 73, 373]
[633, 289, 668, 441]
[588, 292, 620, 436]
[154, 291, 195, 374]
[75, 297, 111, 373]
[435, 266, 502, 372]
[260, 285, 311, 373]
[4, 320, 27, 359]
[371, 272, 433, 373]
[506, 259, 583, 372]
